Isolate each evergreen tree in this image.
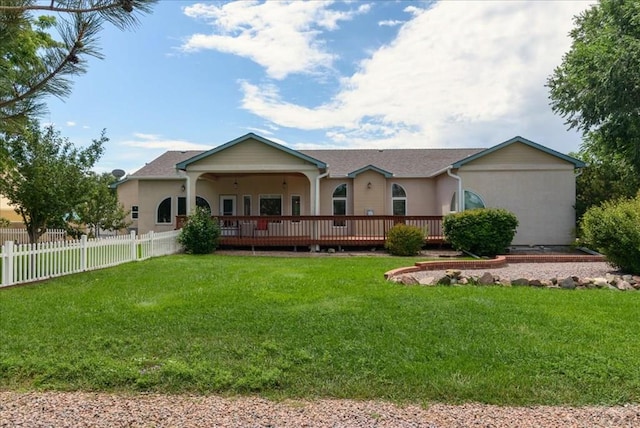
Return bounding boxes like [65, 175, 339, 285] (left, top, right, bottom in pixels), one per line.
[0, 0, 156, 132]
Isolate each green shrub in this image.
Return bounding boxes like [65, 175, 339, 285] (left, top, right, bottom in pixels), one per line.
[384, 223, 425, 256]
[443, 208, 518, 257]
[580, 194, 640, 274]
[177, 206, 221, 254]
[0, 217, 10, 228]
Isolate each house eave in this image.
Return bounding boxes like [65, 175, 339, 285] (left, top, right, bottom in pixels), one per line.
[451, 136, 586, 168]
[175, 133, 328, 171]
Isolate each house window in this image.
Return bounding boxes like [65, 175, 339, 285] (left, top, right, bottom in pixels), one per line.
[131, 205, 138, 219]
[178, 196, 210, 215]
[332, 183, 347, 226]
[260, 194, 282, 216]
[157, 197, 171, 223]
[450, 190, 486, 211]
[243, 195, 252, 216]
[196, 196, 211, 214]
[392, 183, 407, 216]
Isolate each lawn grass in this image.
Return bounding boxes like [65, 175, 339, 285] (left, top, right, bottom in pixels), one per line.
[1, 254, 639, 406]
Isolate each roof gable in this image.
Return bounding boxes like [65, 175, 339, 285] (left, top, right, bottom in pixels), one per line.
[347, 164, 393, 178]
[451, 136, 585, 168]
[176, 133, 326, 170]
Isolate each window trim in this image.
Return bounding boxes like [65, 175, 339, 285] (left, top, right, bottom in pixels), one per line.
[450, 189, 486, 212]
[259, 194, 283, 216]
[291, 194, 301, 216]
[391, 183, 407, 216]
[156, 197, 172, 224]
[332, 183, 347, 227]
[196, 196, 211, 214]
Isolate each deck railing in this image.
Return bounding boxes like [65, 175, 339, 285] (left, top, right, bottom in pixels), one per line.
[176, 215, 444, 249]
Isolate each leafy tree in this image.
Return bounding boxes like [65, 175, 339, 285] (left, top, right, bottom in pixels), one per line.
[0, 120, 106, 243]
[581, 194, 640, 274]
[76, 171, 130, 238]
[573, 142, 640, 224]
[547, 0, 640, 174]
[0, 0, 156, 132]
[0, 217, 9, 228]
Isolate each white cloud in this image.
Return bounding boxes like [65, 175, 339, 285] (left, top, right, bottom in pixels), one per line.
[237, 1, 596, 151]
[120, 133, 211, 151]
[66, 121, 76, 127]
[378, 20, 403, 27]
[181, 1, 370, 79]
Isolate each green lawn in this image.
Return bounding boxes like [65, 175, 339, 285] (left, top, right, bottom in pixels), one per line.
[1, 254, 639, 406]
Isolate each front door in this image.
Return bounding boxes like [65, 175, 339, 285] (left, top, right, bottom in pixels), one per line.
[220, 195, 236, 229]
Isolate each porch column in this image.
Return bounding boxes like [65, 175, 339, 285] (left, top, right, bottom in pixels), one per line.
[303, 171, 323, 215]
[185, 172, 199, 215]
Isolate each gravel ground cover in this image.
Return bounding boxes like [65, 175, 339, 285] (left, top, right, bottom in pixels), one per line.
[2, 391, 640, 427]
[412, 261, 618, 284]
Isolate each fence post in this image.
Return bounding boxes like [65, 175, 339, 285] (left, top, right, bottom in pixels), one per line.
[3, 241, 14, 286]
[130, 230, 137, 261]
[80, 235, 87, 271]
[148, 230, 155, 258]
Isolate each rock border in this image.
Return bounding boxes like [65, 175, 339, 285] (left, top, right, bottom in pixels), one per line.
[384, 254, 640, 291]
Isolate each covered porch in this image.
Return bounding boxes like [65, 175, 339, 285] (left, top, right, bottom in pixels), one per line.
[175, 215, 445, 250]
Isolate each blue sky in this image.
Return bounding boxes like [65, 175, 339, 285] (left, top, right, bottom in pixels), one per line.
[43, 0, 596, 175]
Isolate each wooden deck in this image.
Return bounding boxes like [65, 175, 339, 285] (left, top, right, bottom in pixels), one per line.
[176, 215, 445, 250]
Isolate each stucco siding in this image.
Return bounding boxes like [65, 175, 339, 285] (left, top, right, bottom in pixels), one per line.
[136, 180, 184, 234]
[435, 174, 458, 215]
[463, 142, 569, 168]
[352, 171, 386, 216]
[0, 195, 22, 223]
[319, 179, 352, 216]
[458, 169, 576, 245]
[189, 139, 313, 170]
[115, 180, 139, 231]
[392, 179, 437, 215]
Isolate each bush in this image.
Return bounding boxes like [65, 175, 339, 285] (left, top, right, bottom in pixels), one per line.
[580, 194, 640, 274]
[0, 217, 10, 228]
[178, 206, 221, 254]
[384, 223, 425, 256]
[443, 208, 518, 257]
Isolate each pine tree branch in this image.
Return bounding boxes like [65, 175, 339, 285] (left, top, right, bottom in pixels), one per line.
[0, 1, 131, 15]
[0, 22, 85, 109]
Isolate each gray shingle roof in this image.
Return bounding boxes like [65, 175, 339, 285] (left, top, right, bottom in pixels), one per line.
[129, 147, 485, 179]
[300, 148, 484, 177]
[131, 151, 202, 177]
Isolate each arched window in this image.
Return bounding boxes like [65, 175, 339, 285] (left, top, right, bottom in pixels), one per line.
[392, 183, 407, 215]
[333, 183, 347, 226]
[157, 197, 172, 223]
[196, 196, 211, 214]
[450, 190, 486, 212]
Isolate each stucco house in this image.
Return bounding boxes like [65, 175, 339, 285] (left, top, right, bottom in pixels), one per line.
[113, 133, 584, 248]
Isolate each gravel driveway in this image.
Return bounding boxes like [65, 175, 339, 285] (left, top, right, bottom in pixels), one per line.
[2, 391, 640, 427]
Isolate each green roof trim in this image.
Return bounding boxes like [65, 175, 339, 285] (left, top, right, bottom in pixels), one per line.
[175, 133, 327, 170]
[450, 136, 586, 168]
[347, 164, 393, 178]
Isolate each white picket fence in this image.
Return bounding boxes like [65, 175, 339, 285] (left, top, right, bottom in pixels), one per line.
[0, 228, 67, 244]
[1, 230, 182, 287]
